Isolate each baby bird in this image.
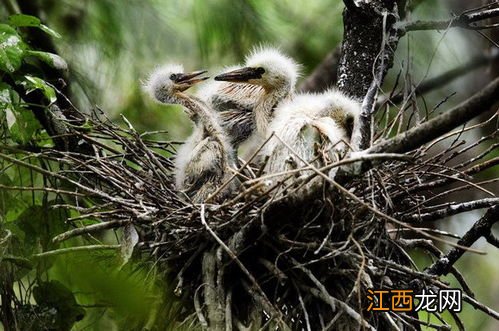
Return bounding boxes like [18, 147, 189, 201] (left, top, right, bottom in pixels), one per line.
[210, 47, 300, 150]
[263, 89, 361, 188]
[197, 65, 262, 148]
[144, 64, 237, 202]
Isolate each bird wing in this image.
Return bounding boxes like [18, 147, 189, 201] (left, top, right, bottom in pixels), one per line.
[198, 81, 263, 146]
[210, 82, 264, 113]
[218, 109, 255, 146]
[182, 137, 225, 195]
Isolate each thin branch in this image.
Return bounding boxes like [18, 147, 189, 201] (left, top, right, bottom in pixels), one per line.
[0, 184, 85, 197]
[270, 134, 486, 254]
[352, 11, 389, 150]
[199, 205, 288, 329]
[402, 198, 499, 222]
[406, 157, 499, 195]
[292, 263, 375, 331]
[194, 285, 208, 329]
[426, 206, 499, 276]
[244, 152, 412, 186]
[369, 76, 499, 154]
[384, 51, 499, 104]
[461, 291, 499, 320]
[388, 228, 460, 239]
[34, 245, 120, 258]
[53, 220, 130, 243]
[400, 6, 499, 32]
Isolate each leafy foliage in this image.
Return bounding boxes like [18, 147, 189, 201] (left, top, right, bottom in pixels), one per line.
[0, 24, 26, 73]
[0, 13, 95, 330]
[0, 12, 170, 329]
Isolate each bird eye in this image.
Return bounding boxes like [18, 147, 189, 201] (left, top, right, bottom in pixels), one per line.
[170, 74, 177, 81]
[257, 67, 265, 75]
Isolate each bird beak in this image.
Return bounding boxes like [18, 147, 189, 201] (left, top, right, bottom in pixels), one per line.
[215, 67, 263, 82]
[175, 70, 209, 91]
[311, 117, 342, 142]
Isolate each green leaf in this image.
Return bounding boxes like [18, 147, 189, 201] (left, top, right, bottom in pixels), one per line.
[8, 14, 61, 39]
[0, 82, 16, 106]
[0, 229, 33, 281]
[4, 105, 39, 144]
[0, 24, 26, 73]
[14, 204, 68, 253]
[0, 172, 32, 222]
[22, 75, 57, 104]
[8, 14, 41, 27]
[0, 83, 39, 144]
[39, 24, 62, 39]
[4, 203, 68, 276]
[26, 50, 68, 70]
[33, 129, 55, 148]
[0, 174, 15, 218]
[33, 281, 85, 330]
[79, 118, 93, 131]
[1, 254, 33, 270]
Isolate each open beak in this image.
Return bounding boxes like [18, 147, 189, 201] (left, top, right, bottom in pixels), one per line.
[215, 67, 263, 82]
[174, 70, 209, 91]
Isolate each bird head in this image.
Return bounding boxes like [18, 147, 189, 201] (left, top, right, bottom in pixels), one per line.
[321, 89, 361, 140]
[145, 64, 209, 104]
[214, 47, 299, 91]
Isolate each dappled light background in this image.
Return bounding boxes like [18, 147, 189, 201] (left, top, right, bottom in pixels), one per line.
[1, 0, 497, 330]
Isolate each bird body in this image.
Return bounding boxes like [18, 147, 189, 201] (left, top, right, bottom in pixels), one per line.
[143, 57, 357, 200]
[263, 89, 361, 187]
[212, 47, 300, 152]
[144, 64, 237, 202]
[198, 70, 263, 147]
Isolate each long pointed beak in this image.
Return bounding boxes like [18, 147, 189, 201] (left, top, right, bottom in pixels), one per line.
[175, 70, 209, 91]
[215, 67, 263, 82]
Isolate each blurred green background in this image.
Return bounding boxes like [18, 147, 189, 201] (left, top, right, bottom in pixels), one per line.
[0, 0, 498, 330]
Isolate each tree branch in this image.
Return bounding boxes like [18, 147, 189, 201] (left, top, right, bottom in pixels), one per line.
[338, 0, 405, 151]
[426, 205, 499, 276]
[405, 157, 499, 195]
[52, 220, 130, 243]
[384, 50, 499, 104]
[34, 245, 121, 258]
[485, 232, 499, 248]
[369, 76, 499, 154]
[337, 0, 403, 99]
[202, 248, 225, 331]
[14, 1, 94, 155]
[401, 198, 499, 222]
[400, 7, 499, 32]
[351, 11, 389, 150]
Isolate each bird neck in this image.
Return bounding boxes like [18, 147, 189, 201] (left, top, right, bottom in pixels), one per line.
[177, 93, 226, 142]
[255, 83, 292, 135]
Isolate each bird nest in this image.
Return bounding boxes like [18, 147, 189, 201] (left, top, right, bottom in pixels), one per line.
[10, 105, 498, 330]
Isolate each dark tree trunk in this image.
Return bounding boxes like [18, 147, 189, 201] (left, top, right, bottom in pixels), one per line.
[337, 0, 404, 99]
